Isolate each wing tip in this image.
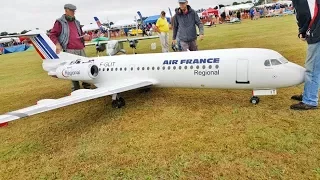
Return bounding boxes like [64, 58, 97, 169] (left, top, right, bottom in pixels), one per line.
[0, 122, 8, 127]
[0, 114, 21, 124]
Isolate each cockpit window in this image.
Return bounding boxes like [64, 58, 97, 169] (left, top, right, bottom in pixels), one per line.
[271, 59, 282, 66]
[279, 57, 289, 64]
[264, 60, 271, 66]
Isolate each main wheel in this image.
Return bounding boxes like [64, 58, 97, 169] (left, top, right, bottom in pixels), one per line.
[119, 97, 125, 107]
[250, 96, 260, 104]
[111, 98, 125, 108]
[143, 88, 151, 93]
[139, 87, 151, 93]
[112, 100, 118, 108]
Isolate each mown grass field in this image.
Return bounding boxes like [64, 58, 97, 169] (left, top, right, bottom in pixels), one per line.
[1, 15, 320, 179]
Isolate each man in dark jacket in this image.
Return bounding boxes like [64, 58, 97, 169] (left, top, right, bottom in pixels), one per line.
[290, 0, 320, 110]
[49, 4, 92, 92]
[172, 0, 204, 51]
[170, 12, 182, 51]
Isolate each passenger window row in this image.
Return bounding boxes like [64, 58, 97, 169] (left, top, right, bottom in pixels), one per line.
[99, 65, 218, 72]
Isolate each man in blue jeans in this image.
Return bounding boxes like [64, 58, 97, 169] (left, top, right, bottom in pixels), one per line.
[290, 0, 320, 110]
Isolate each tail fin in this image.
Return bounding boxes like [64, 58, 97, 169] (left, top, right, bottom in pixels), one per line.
[168, 7, 173, 18]
[27, 31, 84, 61]
[137, 11, 144, 25]
[94, 17, 107, 33]
[0, 30, 87, 71]
[28, 33, 59, 60]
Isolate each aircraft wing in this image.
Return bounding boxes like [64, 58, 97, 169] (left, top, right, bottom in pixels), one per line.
[85, 35, 159, 46]
[117, 35, 159, 42]
[85, 40, 109, 46]
[0, 81, 153, 124]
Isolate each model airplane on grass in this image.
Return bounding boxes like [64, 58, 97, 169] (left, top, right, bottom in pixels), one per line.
[0, 30, 305, 124]
[85, 17, 159, 56]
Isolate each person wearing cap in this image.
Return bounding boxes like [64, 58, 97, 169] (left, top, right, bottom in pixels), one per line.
[155, 11, 170, 53]
[49, 4, 92, 91]
[172, 0, 204, 51]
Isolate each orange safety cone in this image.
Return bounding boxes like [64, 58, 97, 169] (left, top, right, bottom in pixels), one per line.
[0, 122, 8, 127]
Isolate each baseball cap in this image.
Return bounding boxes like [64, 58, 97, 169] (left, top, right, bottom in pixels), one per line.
[64, 4, 77, 11]
[178, 0, 187, 2]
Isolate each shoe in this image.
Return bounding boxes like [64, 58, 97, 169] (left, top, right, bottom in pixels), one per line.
[291, 94, 303, 101]
[290, 102, 318, 110]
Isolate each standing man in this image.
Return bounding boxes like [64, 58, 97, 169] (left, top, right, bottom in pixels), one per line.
[49, 4, 92, 92]
[290, 0, 320, 110]
[0, 43, 3, 55]
[156, 11, 170, 52]
[172, 0, 204, 51]
[141, 24, 149, 37]
[123, 27, 129, 37]
[250, 8, 254, 20]
[170, 11, 182, 51]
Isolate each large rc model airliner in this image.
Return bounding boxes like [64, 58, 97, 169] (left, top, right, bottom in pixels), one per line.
[0, 31, 305, 124]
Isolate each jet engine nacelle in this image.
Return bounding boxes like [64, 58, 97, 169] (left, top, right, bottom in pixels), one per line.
[55, 63, 99, 81]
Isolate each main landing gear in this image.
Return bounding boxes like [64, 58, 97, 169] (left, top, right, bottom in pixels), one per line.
[250, 89, 277, 105]
[111, 94, 125, 108]
[140, 87, 151, 93]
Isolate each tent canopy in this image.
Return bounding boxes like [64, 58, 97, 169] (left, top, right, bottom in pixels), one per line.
[82, 23, 100, 32]
[255, 1, 292, 8]
[202, 8, 219, 16]
[223, 3, 254, 11]
[276, 1, 292, 5]
[112, 19, 137, 28]
[143, 15, 171, 24]
[0, 37, 20, 43]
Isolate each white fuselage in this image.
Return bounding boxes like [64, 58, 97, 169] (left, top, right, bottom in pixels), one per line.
[56, 48, 305, 91]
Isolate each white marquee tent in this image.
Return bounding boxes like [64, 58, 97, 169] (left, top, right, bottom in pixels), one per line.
[255, 1, 292, 8]
[223, 3, 255, 11]
[256, 3, 275, 8]
[112, 19, 137, 28]
[82, 23, 101, 32]
[0, 37, 20, 43]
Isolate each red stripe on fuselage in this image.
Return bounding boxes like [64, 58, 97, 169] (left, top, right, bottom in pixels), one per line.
[29, 38, 45, 60]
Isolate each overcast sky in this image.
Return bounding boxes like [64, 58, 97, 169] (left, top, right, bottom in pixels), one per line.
[1, 0, 246, 33]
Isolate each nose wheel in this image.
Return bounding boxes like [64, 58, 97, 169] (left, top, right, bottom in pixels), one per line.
[250, 96, 260, 105]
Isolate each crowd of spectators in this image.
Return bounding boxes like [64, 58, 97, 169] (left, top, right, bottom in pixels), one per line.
[199, 3, 294, 25]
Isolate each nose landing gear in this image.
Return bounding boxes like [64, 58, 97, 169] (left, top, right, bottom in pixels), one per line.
[250, 89, 277, 105]
[250, 96, 260, 105]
